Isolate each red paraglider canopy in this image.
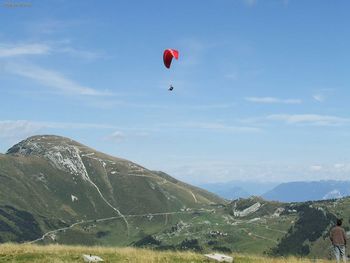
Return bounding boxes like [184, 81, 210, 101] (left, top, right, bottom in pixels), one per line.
[163, 49, 179, 69]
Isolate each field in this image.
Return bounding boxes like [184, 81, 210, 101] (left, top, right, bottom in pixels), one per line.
[0, 244, 335, 263]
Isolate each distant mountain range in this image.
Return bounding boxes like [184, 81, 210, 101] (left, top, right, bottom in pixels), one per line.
[200, 180, 350, 202]
[262, 180, 350, 202]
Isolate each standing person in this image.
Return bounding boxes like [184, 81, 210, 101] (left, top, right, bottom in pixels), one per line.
[330, 219, 347, 263]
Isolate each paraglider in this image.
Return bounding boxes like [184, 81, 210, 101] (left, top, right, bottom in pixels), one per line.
[163, 49, 179, 91]
[163, 49, 179, 69]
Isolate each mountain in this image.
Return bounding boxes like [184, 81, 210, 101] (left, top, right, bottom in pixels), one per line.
[199, 181, 278, 200]
[0, 135, 223, 245]
[262, 180, 350, 202]
[1, 135, 349, 259]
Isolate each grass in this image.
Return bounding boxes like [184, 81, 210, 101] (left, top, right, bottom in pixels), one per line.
[0, 243, 334, 263]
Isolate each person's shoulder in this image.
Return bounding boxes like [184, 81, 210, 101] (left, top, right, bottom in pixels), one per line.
[330, 226, 339, 232]
[335, 226, 346, 233]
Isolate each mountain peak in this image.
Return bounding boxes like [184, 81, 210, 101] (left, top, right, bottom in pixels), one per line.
[6, 135, 92, 181]
[6, 135, 82, 155]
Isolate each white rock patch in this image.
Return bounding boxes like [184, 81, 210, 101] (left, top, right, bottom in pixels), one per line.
[71, 195, 79, 202]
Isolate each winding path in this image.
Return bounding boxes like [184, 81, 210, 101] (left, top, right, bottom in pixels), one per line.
[27, 209, 212, 244]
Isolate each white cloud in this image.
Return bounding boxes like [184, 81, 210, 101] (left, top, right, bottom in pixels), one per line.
[107, 131, 126, 142]
[0, 41, 103, 61]
[312, 88, 334, 103]
[334, 163, 345, 169]
[0, 120, 119, 151]
[154, 158, 350, 184]
[26, 19, 87, 36]
[4, 63, 112, 96]
[0, 43, 50, 57]
[41, 122, 116, 129]
[310, 165, 323, 172]
[58, 47, 103, 60]
[89, 100, 235, 110]
[246, 97, 302, 104]
[159, 121, 262, 133]
[313, 94, 325, 102]
[267, 114, 349, 126]
[0, 120, 43, 140]
[332, 163, 350, 173]
[0, 120, 116, 139]
[184, 104, 235, 110]
[104, 130, 151, 143]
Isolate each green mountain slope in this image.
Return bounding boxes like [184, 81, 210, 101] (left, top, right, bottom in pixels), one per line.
[0, 135, 346, 259]
[0, 135, 224, 245]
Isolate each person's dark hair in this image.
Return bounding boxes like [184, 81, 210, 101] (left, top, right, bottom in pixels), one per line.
[337, 219, 343, 226]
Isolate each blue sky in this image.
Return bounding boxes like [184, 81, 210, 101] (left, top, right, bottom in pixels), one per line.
[1, 0, 350, 184]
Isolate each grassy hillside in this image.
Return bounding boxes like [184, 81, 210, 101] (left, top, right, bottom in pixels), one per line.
[0, 135, 225, 245]
[0, 244, 335, 263]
